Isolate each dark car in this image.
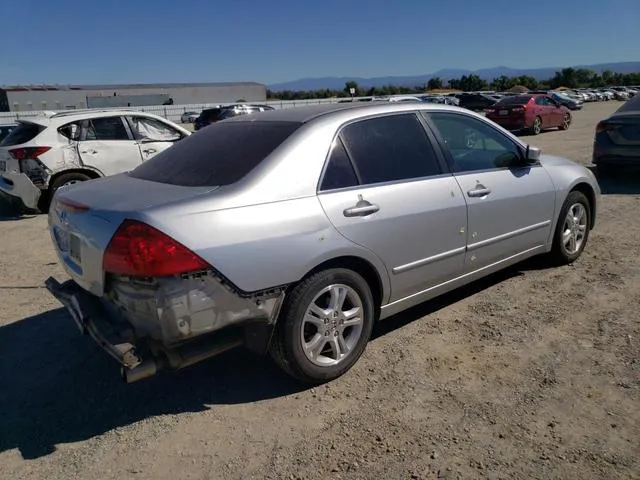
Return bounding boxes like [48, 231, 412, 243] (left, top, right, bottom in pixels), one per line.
[550, 92, 584, 111]
[485, 94, 571, 135]
[458, 93, 498, 111]
[0, 124, 16, 143]
[593, 94, 640, 175]
[193, 104, 275, 130]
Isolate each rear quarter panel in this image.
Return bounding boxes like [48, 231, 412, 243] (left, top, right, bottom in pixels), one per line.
[140, 196, 392, 301]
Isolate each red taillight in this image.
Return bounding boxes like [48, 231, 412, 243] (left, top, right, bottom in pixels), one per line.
[103, 220, 209, 277]
[9, 146, 51, 160]
[596, 121, 620, 134]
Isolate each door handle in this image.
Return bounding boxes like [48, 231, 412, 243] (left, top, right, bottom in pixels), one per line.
[80, 149, 97, 154]
[343, 197, 380, 217]
[467, 187, 491, 198]
[143, 148, 157, 154]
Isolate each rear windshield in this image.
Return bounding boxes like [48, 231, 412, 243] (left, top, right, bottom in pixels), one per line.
[0, 121, 45, 146]
[129, 121, 301, 187]
[496, 95, 532, 105]
[616, 94, 640, 114]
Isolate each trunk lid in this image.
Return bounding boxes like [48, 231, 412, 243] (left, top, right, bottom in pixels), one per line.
[48, 174, 218, 295]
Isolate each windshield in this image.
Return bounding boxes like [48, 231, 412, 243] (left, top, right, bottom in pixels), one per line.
[129, 121, 301, 187]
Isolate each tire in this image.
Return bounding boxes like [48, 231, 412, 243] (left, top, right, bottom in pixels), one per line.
[40, 172, 92, 213]
[560, 113, 571, 130]
[270, 268, 375, 384]
[531, 116, 542, 135]
[550, 191, 591, 264]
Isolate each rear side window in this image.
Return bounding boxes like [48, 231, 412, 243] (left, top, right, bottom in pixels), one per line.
[340, 114, 441, 185]
[0, 122, 45, 146]
[320, 138, 359, 191]
[129, 121, 301, 187]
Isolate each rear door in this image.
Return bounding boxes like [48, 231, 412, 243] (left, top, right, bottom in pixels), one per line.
[317, 113, 468, 302]
[125, 116, 185, 162]
[78, 116, 143, 175]
[533, 96, 553, 127]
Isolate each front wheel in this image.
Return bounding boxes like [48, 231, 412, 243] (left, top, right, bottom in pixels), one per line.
[270, 268, 375, 384]
[550, 191, 591, 264]
[560, 113, 571, 130]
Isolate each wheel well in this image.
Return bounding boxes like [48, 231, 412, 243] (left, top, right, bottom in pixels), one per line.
[48, 168, 101, 189]
[303, 256, 384, 313]
[570, 182, 596, 229]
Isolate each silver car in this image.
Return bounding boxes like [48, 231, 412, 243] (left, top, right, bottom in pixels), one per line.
[45, 103, 600, 384]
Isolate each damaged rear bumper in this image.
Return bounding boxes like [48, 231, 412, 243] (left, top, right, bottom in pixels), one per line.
[45, 275, 285, 383]
[0, 172, 42, 210]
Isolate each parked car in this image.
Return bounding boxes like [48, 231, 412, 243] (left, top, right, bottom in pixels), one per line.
[0, 123, 16, 143]
[550, 91, 584, 110]
[193, 104, 275, 130]
[0, 109, 190, 211]
[485, 94, 572, 134]
[180, 111, 200, 123]
[45, 102, 599, 385]
[458, 93, 498, 111]
[592, 93, 640, 175]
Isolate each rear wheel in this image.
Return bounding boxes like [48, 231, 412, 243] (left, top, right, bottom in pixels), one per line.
[531, 116, 543, 135]
[270, 268, 375, 384]
[560, 113, 571, 130]
[40, 172, 92, 213]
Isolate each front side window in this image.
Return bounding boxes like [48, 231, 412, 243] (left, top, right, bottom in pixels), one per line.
[339, 114, 441, 185]
[85, 117, 129, 141]
[425, 112, 523, 173]
[128, 116, 181, 142]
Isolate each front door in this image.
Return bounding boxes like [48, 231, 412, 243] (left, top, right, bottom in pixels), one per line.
[317, 113, 468, 302]
[424, 111, 557, 271]
[125, 116, 184, 162]
[77, 116, 143, 176]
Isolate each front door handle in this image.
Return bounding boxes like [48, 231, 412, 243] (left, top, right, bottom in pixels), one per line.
[467, 187, 491, 198]
[343, 199, 380, 217]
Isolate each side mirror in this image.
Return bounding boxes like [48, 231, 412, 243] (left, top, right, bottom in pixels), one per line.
[525, 145, 541, 163]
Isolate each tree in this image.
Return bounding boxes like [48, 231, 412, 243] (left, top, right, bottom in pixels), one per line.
[427, 77, 443, 90]
[490, 75, 514, 92]
[456, 74, 488, 92]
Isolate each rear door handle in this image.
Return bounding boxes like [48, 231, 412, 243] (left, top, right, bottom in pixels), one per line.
[467, 187, 491, 198]
[343, 202, 380, 217]
[143, 148, 157, 154]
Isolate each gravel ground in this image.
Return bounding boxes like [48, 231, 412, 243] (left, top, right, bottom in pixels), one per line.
[1, 102, 639, 480]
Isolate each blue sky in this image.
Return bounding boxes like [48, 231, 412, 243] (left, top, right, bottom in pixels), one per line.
[1, 0, 638, 86]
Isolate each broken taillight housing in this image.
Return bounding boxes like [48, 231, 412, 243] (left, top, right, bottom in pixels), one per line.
[9, 146, 52, 160]
[103, 220, 209, 277]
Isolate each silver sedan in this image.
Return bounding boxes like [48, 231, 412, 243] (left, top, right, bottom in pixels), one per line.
[45, 102, 600, 384]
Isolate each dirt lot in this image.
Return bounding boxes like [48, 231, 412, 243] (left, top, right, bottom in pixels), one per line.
[1, 102, 638, 480]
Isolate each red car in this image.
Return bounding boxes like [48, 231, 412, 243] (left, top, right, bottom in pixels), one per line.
[485, 94, 572, 135]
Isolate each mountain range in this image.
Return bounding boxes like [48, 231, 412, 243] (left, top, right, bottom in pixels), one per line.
[268, 61, 640, 91]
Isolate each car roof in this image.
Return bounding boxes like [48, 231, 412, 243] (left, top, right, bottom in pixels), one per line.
[222, 101, 468, 124]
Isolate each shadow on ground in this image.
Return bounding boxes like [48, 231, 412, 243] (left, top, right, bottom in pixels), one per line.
[0, 197, 36, 221]
[0, 260, 542, 460]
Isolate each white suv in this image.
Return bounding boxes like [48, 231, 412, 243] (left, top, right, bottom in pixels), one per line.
[0, 109, 190, 211]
